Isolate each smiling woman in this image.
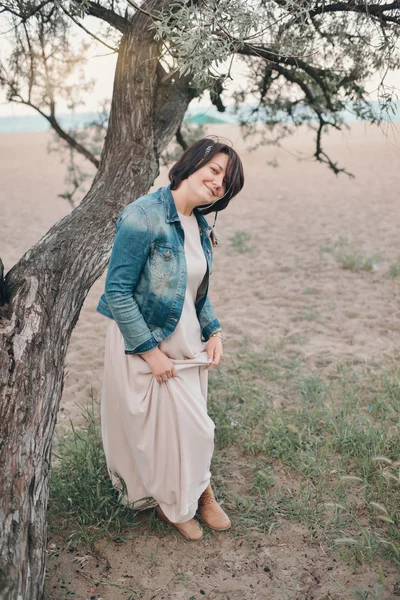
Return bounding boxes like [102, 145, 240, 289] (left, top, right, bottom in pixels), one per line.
[169, 137, 245, 216]
[97, 137, 244, 542]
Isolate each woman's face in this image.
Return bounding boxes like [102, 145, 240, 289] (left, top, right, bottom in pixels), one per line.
[187, 152, 229, 208]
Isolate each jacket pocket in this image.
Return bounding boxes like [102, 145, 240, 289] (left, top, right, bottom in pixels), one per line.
[150, 244, 176, 279]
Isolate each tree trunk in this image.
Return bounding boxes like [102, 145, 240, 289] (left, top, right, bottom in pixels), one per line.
[0, 3, 193, 597]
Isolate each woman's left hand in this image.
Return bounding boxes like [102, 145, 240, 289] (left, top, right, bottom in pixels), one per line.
[206, 334, 223, 369]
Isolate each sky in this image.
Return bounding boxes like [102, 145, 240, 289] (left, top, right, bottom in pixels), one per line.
[0, 17, 119, 117]
[0, 14, 399, 118]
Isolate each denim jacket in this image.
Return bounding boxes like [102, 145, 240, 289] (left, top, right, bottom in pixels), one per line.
[97, 184, 221, 354]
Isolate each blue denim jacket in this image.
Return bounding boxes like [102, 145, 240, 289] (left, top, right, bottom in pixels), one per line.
[97, 184, 221, 354]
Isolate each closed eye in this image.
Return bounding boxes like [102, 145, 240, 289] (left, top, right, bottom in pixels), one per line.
[210, 165, 226, 187]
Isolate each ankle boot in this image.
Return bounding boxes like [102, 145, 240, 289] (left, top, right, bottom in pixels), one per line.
[198, 484, 231, 531]
[156, 506, 204, 541]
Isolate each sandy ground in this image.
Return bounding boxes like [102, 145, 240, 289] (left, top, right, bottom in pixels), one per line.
[2, 123, 400, 425]
[1, 122, 400, 598]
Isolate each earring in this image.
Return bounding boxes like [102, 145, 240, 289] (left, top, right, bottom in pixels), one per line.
[210, 211, 219, 247]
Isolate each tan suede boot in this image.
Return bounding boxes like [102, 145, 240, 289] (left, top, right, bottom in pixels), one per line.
[197, 484, 231, 531]
[157, 506, 204, 541]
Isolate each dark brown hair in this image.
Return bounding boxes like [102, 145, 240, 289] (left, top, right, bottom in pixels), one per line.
[168, 136, 244, 215]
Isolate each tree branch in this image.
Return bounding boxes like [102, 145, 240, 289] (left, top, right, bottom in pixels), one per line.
[47, 113, 100, 168]
[82, 1, 130, 33]
[274, 0, 400, 30]
[308, 1, 400, 22]
[235, 42, 339, 111]
[236, 43, 330, 88]
[59, 4, 119, 52]
[314, 116, 354, 177]
[123, 0, 206, 28]
[267, 65, 344, 172]
[175, 124, 187, 150]
[0, 258, 8, 309]
[217, 26, 336, 106]
[125, 0, 159, 20]
[238, 55, 353, 177]
[0, 0, 53, 22]
[9, 95, 100, 167]
[209, 77, 226, 112]
[0, 0, 129, 34]
[153, 69, 196, 155]
[270, 63, 316, 105]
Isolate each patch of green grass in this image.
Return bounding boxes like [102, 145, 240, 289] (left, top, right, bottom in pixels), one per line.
[336, 247, 383, 272]
[334, 579, 388, 600]
[208, 345, 400, 567]
[228, 230, 253, 253]
[49, 395, 146, 549]
[302, 286, 317, 295]
[50, 342, 400, 576]
[294, 308, 320, 321]
[321, 236, 384, 272]
[286, 333, 308, 345]
[296, 374, 328, 405]
[388, 261, 400, 279]
[251, 462, 275, 496]
[320, 244, 335, 254]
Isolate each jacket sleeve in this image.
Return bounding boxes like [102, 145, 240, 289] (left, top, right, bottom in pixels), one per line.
[105, 204, 159, 354]
[198, 295, 222, 341]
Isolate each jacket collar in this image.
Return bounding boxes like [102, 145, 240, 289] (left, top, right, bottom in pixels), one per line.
[163, 184, 180, 224]
[162, 184, 212, 232]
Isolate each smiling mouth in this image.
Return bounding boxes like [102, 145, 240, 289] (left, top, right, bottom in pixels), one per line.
[204, 183, 215, 197]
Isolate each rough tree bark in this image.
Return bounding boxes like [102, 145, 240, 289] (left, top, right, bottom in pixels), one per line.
[0, 2, 194, 597]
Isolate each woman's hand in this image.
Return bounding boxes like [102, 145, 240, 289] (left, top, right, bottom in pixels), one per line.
[139, 347, 178, 383]
[206, 334, 223, 369]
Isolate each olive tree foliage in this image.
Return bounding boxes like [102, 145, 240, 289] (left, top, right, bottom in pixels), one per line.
[1, 0, 399, 201]
[152, 0, 400, 173]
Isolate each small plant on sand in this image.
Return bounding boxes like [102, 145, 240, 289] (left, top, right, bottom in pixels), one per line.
[336, 246, 383, 272]
[320, 244, 335, 253]
[388, 261, 400, 279]
[294, 308, 320, 322]
[229, 230, 253, 254]
[322, 236, 384, 272]
[302, 287, 317, 295]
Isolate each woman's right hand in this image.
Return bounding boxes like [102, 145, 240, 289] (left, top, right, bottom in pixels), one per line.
[139, 347, 178, 384]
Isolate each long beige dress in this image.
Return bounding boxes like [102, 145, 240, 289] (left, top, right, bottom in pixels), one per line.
[101, 211, 215, 523]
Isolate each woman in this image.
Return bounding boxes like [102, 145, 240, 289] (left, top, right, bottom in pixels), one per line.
[97, 137, 244, 541]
